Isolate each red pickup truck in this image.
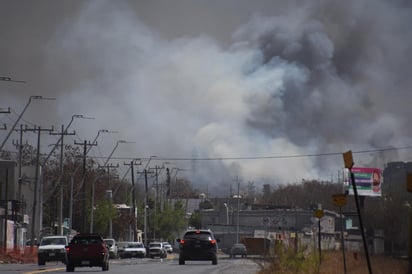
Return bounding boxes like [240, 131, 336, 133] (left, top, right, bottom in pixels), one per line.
[65, 233, 109, 272]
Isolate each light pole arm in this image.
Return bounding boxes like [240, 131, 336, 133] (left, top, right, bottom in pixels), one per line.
[0, 96, 42, 151]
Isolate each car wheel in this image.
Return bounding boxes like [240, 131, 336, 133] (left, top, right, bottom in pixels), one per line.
[66, 263, 74, 272]
[102, 261, 109, 271]
[212, 255, 218, 265]
[179, 258, 185, 265]
[38, 259, 45, 266]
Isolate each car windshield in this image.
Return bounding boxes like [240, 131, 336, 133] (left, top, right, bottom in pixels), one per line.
[149, 243, 161, 248]
[104, 240, 114, 245]
[128, 243, 144, 248]
[40, 237, 66, 246]
[183, 232, 212, 241]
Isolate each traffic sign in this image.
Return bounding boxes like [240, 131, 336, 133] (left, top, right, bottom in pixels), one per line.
[314, 209, 324, 219]
[332, 194, 347, 207]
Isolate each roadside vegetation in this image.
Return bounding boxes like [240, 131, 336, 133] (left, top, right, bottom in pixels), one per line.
[256, 248, 408, 274]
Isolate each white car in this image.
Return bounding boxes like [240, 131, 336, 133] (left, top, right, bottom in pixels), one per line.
[148, 242, 167, 258]
[104, 238, 118, 259]
[118, 242, 146, 258]
[162, 242, 173, 253]
[37, 235, 68, 265]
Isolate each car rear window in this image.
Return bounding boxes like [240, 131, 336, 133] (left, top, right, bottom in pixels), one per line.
[72, 236, 102, 244]
[183, 231, 213, 241]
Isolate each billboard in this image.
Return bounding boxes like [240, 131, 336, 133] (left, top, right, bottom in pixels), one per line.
[344, 167, 382, 197]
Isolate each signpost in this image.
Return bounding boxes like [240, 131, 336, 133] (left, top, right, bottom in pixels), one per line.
[342, 150, 372, 274]
[314, 209, 324, 263]
[333, 193, 347, 274]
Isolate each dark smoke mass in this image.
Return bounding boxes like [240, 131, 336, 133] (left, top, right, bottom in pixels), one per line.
[1, 0, 411, 196]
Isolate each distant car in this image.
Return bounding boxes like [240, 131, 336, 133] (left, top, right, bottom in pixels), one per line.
[65, 233, 109, 272]
[230, 243, 247, 258]
[162, 242, 173, 253]
[148, 242, 167, 258]
[176, 229, 219, 265]
[104, 238, 118, 259]
[118, 242, 146, 258]
[37, 235, 68, 265]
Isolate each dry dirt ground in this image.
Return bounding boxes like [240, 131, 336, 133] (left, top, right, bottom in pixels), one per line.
[319, 251, 408, 274]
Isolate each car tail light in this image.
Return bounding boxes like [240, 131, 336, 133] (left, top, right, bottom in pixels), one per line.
[66, 246, 70, 252]
[180, 239, 185, 244]
[210, 239, 217, 245]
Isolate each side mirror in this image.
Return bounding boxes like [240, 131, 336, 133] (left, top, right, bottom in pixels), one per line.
[176, 238, 181, 243]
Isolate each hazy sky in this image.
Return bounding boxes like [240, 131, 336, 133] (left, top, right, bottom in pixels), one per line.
[1, 0, 411, 195]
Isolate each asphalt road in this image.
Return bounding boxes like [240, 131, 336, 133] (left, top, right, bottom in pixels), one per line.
[0, 256, 260, 274]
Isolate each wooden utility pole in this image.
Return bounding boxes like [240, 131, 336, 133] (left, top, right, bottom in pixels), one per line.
[124, 160, 141, 241]
[50, 125, 75, 235]
[24, 125, 54, 250]
[74, 140, 97, 233]
[137, 169, 154, 245]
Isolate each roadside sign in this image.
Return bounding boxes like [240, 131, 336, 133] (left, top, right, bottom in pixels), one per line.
[332, 194, 347, 207]
[314, 209, 324, 219]
[343, 150, 354, 169]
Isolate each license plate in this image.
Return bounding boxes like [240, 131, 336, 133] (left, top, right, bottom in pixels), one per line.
[81, 260, 90, 265]
[49, 253, 55, 256]
[195, 245, 201, 248]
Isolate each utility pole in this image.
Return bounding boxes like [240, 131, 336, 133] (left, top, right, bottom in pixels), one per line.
[234, 176, 241, 244]
[12, 125, 25, 202]
[96, 163, 119, 237]
[24, 125, 54, 250]
[124, 159, 141, 241]
[50, 125, 75, 235]
[74, 140, 97, 233]
[138, 168, 154, 245]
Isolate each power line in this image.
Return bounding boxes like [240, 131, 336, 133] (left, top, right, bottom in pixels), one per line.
[77, 145, 412, 162]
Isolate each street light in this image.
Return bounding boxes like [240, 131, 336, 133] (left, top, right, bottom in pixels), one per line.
[0, 95, 55, 151]
[224, 203, 229, 225]
[234, 182, 242, 243]
[90, 140, 135, 234]
[68, 129, 116, 235]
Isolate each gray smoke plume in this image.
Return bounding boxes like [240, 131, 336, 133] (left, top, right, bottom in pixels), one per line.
[1, 0, 411, 196]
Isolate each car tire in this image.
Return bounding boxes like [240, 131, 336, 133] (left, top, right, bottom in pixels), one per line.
[179, 258, 185, 265]
[102, 261, 109, 271]
[212, 255, 218, 265]
[66, 263, 74, 272]
[38, 259, 45, 266]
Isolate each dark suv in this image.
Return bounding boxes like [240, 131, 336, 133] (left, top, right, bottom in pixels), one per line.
[176, 229, 219, 265]
[65, 233, 109, 272]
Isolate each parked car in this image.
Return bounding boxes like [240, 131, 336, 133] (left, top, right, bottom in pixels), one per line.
[37, 235, 68, 265]
[176, 229, 219, 265]
[65, 233, 109, 272]
[162, 242, 173, 253]
[118, 242, 146, 258]
[148, 242, 167, 258]
[104, 238, 118, 259]
[230, 243, 247, 258]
